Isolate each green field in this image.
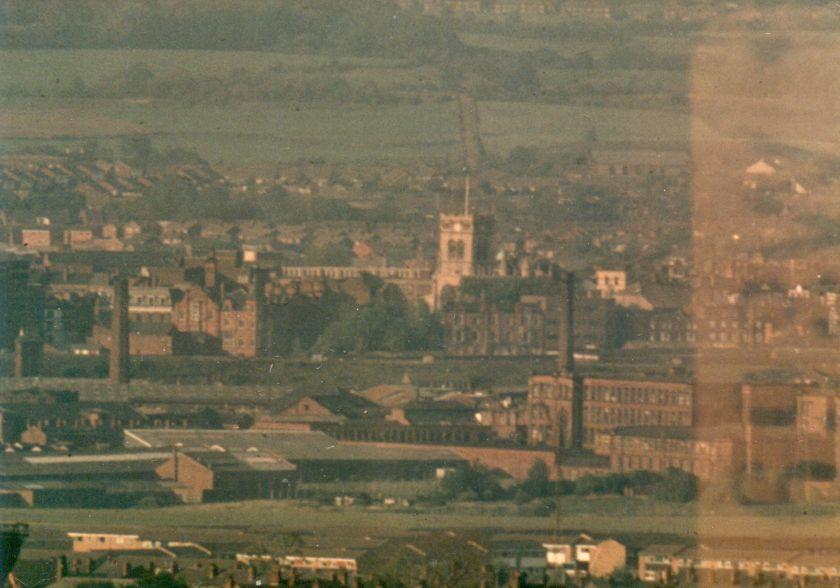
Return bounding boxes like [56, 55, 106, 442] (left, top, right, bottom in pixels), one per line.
[0, 97, 459, 164]
[537, 68, 687, 95]
[3, 498, 839, 544]
[0, 48, 456, 164]
[0, 49, 404, 91]
[3, 95, 700, 164]
[0, 43, 697, 165]
[460, 30, 694, 58]
[477, 101, 692, 153]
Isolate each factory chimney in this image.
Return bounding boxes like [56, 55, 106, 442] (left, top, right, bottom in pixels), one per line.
[557, 271, 585, 448]
[109, 276, 130, 384]
[558, 272, 575, 375]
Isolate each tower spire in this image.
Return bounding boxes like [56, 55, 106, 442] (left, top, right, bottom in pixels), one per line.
[464, 174, 470, 215]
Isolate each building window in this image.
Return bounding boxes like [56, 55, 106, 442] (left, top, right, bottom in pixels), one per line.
[447, 239, 466, 260]
[189, 301, 202, 324]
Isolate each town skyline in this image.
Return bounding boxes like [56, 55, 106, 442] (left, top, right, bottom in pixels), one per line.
[1, 1, 839, 586]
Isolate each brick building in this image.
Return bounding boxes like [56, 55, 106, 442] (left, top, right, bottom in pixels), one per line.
[155, 449, 297, 503]
[0, 249, 38, 351]
[0, 396, 144, 448]
[526, 374, 693, 449]
[171, 255, 266, 357]
[276, 391, 388, 425]
[125, 429, 465, 483]
[443, 295, 548, 356]
[92, 322, 173, 356]
[639, 544, 840, 586]
[19, 229, 52, 250]
[593, 426, 737, 481]
[742, 382, 835, 476]
[442, 275, 629, 357]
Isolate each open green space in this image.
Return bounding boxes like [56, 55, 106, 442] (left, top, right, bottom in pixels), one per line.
[0, 97, 458, 164]
[3, 498, 838, 543]
[0, 49, 405, 93]
[477, 101, 691, 153]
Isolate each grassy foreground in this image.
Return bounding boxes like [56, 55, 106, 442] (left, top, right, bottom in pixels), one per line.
[3, 498, 838, 542]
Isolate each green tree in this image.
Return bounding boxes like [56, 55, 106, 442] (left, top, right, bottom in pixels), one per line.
[652, 468, 698, 503]
[315, 287, 441, 354]
[440, 462, 505, 501]
[130, 571, 188, 588]
[520, 459, 551, 498]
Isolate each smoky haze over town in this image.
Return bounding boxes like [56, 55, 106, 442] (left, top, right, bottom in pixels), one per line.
[0, 1, 838, 586]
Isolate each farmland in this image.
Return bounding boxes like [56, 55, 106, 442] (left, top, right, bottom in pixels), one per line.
[0, 38, 697, 165]
[0, 93, 694, 165]
[0, 49, 405, 89]
[2, 5, 836, 167]
[0, 48, 457, 164]
[0, 96, 459, 164]
[477, 101, 692, 154]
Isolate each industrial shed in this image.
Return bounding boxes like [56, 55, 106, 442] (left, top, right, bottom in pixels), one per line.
[125, 429, 465, 482]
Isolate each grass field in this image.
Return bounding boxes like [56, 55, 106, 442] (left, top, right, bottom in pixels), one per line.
[3, 498, 839, 544]
[537, 68, 688, 95]
[0, 48, 454, 164]
[0, 43, 696, 165]
[459, 30, 696, 61]
[0, 97, 459, 164]
[477, 100, 692, 153]
[3, 95, 700, 164]
[0, 49, 404, 91]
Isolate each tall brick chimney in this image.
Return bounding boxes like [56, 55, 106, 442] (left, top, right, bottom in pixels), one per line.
[558, 272, 575, 375]
[558, 271, 585, 448]
[109, 276, 130, 384]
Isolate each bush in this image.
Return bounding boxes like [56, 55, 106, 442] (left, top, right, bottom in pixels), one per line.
[440, 463, 506, 502]
[519, 459, 551, 499]
[652, 468, 698, 503]
[570, 469, 698, 502]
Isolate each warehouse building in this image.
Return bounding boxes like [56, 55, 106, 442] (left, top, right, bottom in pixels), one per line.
[124, 429, 465, 482]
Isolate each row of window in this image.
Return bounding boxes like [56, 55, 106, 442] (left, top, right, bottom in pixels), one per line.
[530, 383, 573, 401]
[585, 386, 691, 406]
[616, 438, 724, 455]
[131, 296, 169, 306]
[584, 407, 690, 426]
[619, 454, 695, 473]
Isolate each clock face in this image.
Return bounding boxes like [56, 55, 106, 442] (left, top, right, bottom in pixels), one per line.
[454, 222, 462, 231]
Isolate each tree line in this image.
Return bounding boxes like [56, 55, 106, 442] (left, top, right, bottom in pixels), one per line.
[0, 0, 460, 59]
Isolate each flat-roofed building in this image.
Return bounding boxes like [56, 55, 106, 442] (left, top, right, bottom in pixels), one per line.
[124, 428, 465, 482]
[155, 450, 297, 503]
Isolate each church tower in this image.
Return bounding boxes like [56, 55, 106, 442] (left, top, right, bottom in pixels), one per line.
[432, 177, 494, 308]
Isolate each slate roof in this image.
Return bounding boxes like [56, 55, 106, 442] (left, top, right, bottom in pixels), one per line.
[307, 392, 385, 419]
[182, 450, 296, 473]
[0, 451, 170, 479]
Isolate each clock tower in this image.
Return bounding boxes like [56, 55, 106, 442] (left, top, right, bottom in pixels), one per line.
[431, 178, 494, 308]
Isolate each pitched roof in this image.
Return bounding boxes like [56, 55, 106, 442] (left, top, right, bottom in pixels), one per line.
[308, 392, 385, 419]
[357, 385, 418, 408]
[0, 451, 170, 478]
